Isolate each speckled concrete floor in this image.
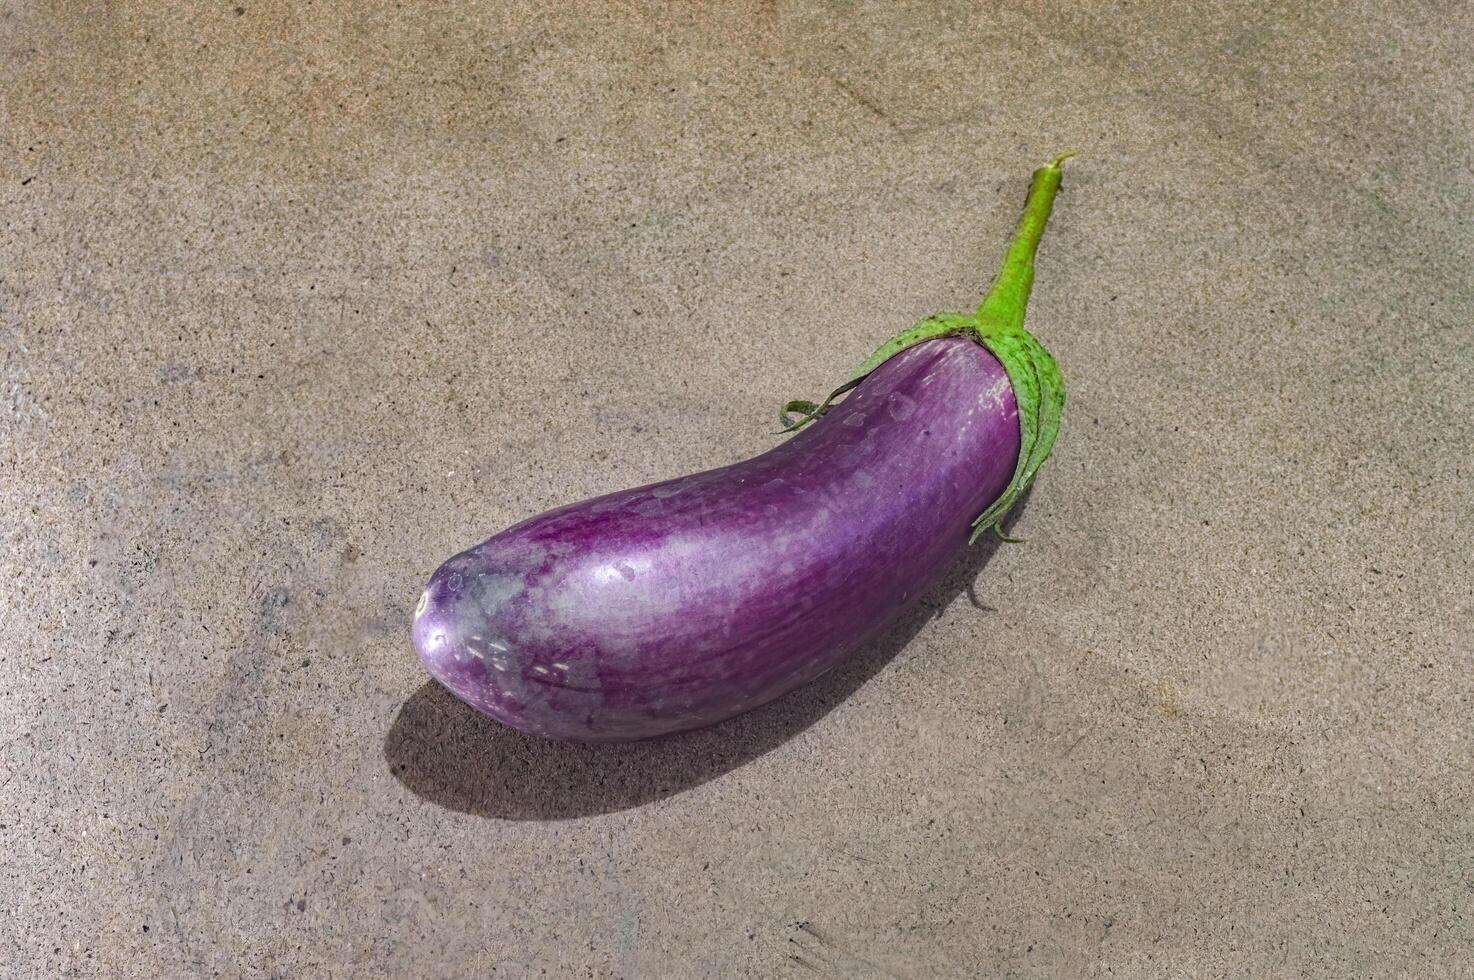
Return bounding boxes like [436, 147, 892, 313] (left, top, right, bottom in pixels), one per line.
[4, 2, 1473, 977]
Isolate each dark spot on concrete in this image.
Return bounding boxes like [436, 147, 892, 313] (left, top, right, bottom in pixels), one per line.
[158, 362, 196, 384]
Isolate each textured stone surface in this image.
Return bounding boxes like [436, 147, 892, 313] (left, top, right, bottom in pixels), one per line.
[3, 2, 1472, 977]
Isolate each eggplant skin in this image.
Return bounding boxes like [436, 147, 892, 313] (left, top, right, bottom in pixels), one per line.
[413, 336, 1021, 741]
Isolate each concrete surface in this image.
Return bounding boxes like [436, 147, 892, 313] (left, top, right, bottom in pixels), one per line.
[4, 1, 1472, 976]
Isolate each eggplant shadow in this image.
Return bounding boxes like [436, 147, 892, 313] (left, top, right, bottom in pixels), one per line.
[384, 502, 1023, 820]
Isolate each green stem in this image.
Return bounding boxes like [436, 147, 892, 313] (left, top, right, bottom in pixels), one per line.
[977, 150, 1076, 330]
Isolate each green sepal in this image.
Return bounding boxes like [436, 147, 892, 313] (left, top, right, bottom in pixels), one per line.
[778, 399, 824, 431]
[991, 525, 1026, 545]
[967, 311, 1065, 543]
[776, 378, 858, 433]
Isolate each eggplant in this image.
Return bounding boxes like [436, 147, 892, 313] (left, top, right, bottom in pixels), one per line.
[413, 153, 1073, 741]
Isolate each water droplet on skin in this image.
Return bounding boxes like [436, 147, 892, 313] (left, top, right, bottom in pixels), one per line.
[887, 392, 917, 421]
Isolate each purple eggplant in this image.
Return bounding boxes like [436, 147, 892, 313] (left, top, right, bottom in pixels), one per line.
[413, 153, 1074, 741]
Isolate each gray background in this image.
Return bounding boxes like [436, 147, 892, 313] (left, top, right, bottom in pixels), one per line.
[4, 1, 1472, 976]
